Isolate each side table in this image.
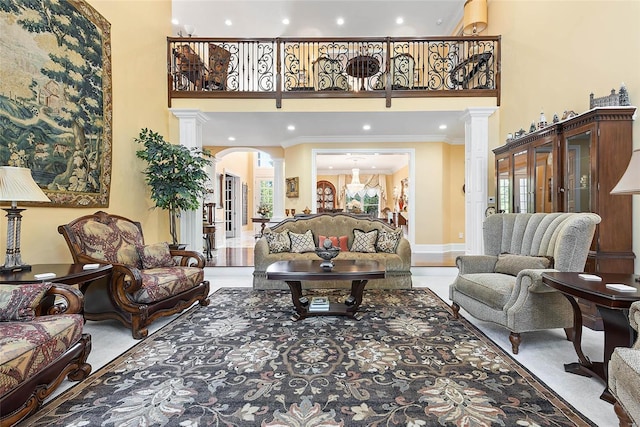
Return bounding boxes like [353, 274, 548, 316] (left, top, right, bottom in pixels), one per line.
[346, 55, 380, 90]
[542, 272, 640, 403]
[0, 263, 112, 292]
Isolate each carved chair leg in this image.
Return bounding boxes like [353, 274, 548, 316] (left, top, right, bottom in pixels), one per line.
[451, 302, 460, 319]
[509, 332, 521, 354]
[613, 401, 633, 427]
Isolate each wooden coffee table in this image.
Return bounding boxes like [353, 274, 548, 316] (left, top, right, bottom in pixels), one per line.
[266, 259, 385, 320]
[542, 271, 640, 403]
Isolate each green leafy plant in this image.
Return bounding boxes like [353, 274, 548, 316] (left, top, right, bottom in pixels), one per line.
[134, 128, 211, 246]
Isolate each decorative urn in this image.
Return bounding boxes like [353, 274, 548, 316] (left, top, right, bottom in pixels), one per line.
[315, 238, 340, 270]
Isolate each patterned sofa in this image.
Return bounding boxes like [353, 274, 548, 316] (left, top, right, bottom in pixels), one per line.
[0, 283, 91, 425]
[253, 213, 411, 289]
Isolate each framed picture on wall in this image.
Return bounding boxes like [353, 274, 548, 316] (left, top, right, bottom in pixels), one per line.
[286, 177, 299, 198]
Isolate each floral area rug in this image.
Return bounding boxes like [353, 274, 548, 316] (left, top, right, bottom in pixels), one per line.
[25, 288, 594, 426]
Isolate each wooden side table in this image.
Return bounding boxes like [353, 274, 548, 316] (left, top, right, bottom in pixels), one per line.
[346, 55, 380, 90]
[0, 263, 112, 292]
[542, 272, 640, 403]
[251, 217, 270, 237]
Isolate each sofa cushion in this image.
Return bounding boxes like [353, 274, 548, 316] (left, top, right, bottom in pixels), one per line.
[265, 230, 291, 253]
[289, 230, 315, 253]
[137, 242, 174, 269]
[133, 266, 205, 304]
[0, 283, 51, 321]
[319, 235, 349, 252]
[0, 314, 84, 395]
[351, 229, 378, 253]
[494, 253, 553, 276]
[376, 228, 402, 253]
[454, 273, 515, 311]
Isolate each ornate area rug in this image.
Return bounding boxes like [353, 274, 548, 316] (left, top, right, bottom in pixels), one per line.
[26, 288, 594, 426]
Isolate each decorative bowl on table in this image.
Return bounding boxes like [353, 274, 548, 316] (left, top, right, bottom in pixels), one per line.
[315, 238, 340, 270]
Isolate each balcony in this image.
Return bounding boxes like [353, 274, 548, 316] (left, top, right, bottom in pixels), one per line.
[167, 36, 500, 108]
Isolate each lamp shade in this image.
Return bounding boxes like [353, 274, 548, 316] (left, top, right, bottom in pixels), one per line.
[611, 149, 640, 195]
[0, 166, 51, 203]
[463, 0, 488, 35]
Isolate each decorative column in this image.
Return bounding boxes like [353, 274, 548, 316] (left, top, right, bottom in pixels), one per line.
[271, 157, 285, 223]
[462, 107, 497, 255]
[170, 108, 208, 251]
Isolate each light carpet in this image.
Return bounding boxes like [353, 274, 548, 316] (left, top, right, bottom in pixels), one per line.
[24, 288, 594, 426]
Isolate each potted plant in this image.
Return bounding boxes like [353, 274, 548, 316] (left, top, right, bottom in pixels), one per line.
[134, 128, 211, 248]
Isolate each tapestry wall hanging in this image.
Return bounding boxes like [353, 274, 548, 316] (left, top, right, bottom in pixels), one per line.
[0, 0, 112, 207]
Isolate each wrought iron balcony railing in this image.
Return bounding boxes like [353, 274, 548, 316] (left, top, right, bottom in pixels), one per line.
[167, 36, 500, 108]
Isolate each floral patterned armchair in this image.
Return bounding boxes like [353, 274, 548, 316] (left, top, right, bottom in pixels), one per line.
[58, 211, 210, 339]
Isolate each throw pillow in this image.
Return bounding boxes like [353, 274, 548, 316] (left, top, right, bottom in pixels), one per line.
[376, 228, 402, 253]
[0, 282, 51, 321]
[351, 229, 378, 253]
[265, 230, 291, 253]
[318, 235, 349, 252]
[494, 253, 553, 276]
[137, 242, 175, 269]
[289, 230, 316, 253]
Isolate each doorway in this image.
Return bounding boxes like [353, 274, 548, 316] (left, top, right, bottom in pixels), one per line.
[224, 173, 240, 238]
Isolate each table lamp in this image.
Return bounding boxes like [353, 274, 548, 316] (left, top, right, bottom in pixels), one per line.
[0, 166, 51, 272]
[610, 148, 640, 281]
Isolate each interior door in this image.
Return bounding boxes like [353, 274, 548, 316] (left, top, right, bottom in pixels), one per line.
[224, 174, 238, 238]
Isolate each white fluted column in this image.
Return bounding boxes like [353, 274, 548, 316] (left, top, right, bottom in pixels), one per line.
[462, 107, 497, 255]
[170, 108, 208, 251]
[271, 158, 285, 223]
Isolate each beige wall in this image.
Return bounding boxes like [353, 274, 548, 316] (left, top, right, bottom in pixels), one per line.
[13, 1, 639, 268]
[10, 0, 172, 264]
[488, 0, 640, 271]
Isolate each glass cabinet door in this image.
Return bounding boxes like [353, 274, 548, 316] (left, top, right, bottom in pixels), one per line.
[534, 143, 554, 212]
[496, 156, 511, 213]
[565, 131, 591, 212]
[512, 150, 529, 213]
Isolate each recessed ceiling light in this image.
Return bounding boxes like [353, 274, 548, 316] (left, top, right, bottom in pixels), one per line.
[329, 166, 333, 169]
[282, 18, 290, 25]
[225, 19, 232, 26]
[436, 18, 443, 25]
[362, 124, 371, 130]
[287, 125, 295, 131]
[374, 152, 379, 155]
[372, 165, 377, 169]
[439, 124, 447, 130]
[396, 17, 404, 25]
[171, 18, 179, 25]
[228, 136, 236, 141]
[336, 17, 345, 26]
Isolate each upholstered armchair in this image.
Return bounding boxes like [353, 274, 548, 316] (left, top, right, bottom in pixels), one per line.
[609, 301, 640, 427]
[449, 212, 601, 354]
[312, 57, 349, 91]
[58, 211, 210, 339]
[0, 283, 91, 425]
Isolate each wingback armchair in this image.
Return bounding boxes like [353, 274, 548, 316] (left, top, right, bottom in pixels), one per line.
[58, 211, 210, 339]
[449, 212, 601, 354]
[609, 300, 640, 427]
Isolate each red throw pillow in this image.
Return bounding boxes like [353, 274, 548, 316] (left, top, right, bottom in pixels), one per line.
[318, 235, 349, 252]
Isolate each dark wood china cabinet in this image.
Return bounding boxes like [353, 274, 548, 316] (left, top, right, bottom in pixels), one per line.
[316, 180, 336, 212]
[493, 107, 636, 330]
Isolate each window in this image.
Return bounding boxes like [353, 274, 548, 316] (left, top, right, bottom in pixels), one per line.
[346, 188, 379, 217]
[257, 178, 273, 213]
[257, 152, 273, 168]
